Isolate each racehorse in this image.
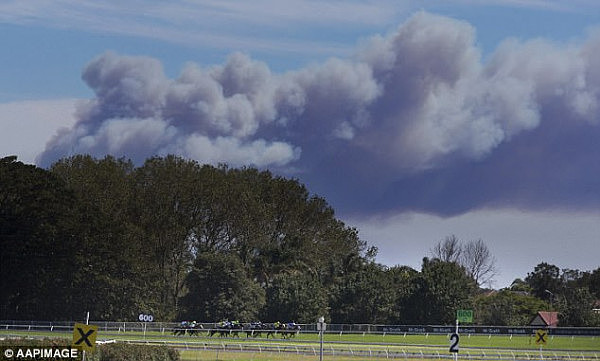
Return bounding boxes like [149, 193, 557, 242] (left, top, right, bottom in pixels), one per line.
[172, 321, 203, 336]
[282, 322, 301, 338]
[266, 322, 301, 339]
[244, 322, 268, 338]
[208, 321, 242, 337]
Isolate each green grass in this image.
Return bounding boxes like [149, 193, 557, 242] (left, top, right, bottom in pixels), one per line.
[1, 329, 598, 350]
[2, 328, 598, 361]
[179, 350, 367, 361]
[0, 329, 600, 352]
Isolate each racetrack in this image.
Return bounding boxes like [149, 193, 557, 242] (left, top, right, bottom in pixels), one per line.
[1, 323, 598, 361]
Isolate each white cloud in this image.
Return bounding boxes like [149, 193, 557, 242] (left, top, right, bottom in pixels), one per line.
[173, 135, 300, 168]
[0, 99, 79, 164]
[0, 0, 401, 56]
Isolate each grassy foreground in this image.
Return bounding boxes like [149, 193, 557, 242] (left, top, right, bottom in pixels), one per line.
[1, 329, 597, 350]
[179, 350, 361, 361]
[1, 329, 598, 361]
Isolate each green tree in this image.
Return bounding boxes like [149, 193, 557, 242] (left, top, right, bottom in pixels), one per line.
[509, 278, 532, 293]
[556, 287, 599, 326]
[575, 268, 600, 299]
[387, 265, 419, 324]
[262, 271, 328, 323]
[1, 156, 84, 319]
[51, 155, 145, 320]
[181, 252, 265, 321]
[409, 258, 476, 324]
[473, 289, 548, 326]
[131, 156, 204, 319]
[525, 262, 562, 301]
[589, 268, 600, 299]
[3, 153, 377, 322]
[329, 262, 398, 324]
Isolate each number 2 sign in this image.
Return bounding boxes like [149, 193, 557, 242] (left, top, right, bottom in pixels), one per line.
[449, 333, 460, 353]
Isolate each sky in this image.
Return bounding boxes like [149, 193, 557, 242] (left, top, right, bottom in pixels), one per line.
[1, 0, 599, 289]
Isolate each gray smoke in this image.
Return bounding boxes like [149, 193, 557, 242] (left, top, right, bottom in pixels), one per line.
[38, 12, 600, 215]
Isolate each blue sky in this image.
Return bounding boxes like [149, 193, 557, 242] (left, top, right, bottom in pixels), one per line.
[2, 1, 599, 101]
[1, 0, 599, 289]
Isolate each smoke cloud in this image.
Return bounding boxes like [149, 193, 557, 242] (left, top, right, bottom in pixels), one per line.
[38, 12, 600, 215]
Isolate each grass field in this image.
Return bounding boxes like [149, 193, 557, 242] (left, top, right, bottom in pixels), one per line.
[2, 329, 597, 350]
[1, 328, 598, 361]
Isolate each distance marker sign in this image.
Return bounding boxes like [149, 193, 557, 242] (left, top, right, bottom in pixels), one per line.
[449, 333, 459, 353]
[72, 323, 98, 352]
[535, 329, 548, 345]
[457, 310, 473, 323]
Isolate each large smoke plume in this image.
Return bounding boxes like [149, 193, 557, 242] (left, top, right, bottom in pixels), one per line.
[38, 12, 600, 215]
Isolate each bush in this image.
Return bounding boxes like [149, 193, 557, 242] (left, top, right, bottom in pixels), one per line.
[0, 338, 179, 361]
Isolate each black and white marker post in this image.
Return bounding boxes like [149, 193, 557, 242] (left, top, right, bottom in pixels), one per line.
[317, 316, 326, 361]
[449, 318, 460, 361]
[83, 311, 90, 361]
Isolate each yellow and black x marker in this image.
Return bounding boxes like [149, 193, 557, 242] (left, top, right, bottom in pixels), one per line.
[535, 329, 548, 345]
[72, 323, 98, 352]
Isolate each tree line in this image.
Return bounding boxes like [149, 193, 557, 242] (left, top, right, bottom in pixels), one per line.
[1, 155, 598, 326]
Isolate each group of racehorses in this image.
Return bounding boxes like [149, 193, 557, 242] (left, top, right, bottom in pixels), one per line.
[172, 320, 301, 338]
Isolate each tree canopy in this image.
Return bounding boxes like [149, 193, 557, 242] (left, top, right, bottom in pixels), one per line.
[1, 155, 597, 326]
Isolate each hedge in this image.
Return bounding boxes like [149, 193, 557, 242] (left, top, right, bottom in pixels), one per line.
[0, 338, 179, 361]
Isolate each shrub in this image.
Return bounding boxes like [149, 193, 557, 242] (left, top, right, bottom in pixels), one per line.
[0, 338, 179, 361]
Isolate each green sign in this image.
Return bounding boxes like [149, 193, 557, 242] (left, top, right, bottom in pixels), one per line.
[457, 310, 473, 323]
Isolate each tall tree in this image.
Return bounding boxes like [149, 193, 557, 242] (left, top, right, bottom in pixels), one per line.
[181, 252, 265, 321]
[132, 156, 203, 319]
[329, 262, 398, 324]
[461, 239, 498, 288]
[51, 155, 144, 320]
[387, 265, 420, 324]
[525, 262, 562, 301]
[556, 287, 599, 327]
[1, 156, 84, 319]
[430, 235, 462, 263]
[473, 289, 548, 326]
[431, 236, 497, 287]
[409, 258, 476, 324]
[262, 271, 328, 323]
